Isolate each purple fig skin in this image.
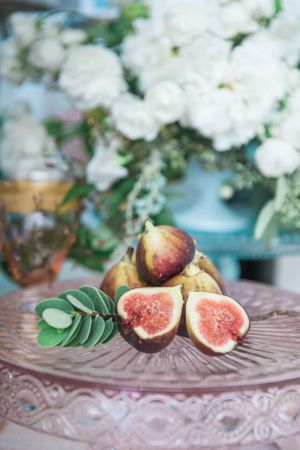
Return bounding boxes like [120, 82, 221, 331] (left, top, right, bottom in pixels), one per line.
[117, 318, 179, 353]
[136, 220, 196, 285]
[100, 247, 147, 301]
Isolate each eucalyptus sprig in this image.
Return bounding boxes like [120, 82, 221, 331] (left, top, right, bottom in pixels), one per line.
[36, 286, 119, 348]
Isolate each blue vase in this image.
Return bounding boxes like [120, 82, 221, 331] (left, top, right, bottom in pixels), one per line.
[168, 158, 256, 235]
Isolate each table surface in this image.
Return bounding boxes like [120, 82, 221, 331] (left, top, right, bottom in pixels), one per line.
[1, 279, 300, 449]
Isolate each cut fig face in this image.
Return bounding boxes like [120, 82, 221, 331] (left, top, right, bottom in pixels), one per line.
[117, 286, 184, 353]
[186, 292, 250, 355]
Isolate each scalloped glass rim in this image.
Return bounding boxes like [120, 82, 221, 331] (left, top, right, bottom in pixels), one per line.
[1, 279, 300, 394]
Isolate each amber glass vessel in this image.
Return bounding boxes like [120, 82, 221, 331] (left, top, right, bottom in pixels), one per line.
[0, 180, 79, 286]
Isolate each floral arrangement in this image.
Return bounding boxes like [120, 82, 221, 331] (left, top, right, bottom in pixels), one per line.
[1, 0, 300, 267]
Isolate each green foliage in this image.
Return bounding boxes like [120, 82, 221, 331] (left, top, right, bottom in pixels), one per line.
[115, 285, 131, 301]
[61, 183, 94, 206]
[36, 286, 118, 348]
[70, 222, 119, 271]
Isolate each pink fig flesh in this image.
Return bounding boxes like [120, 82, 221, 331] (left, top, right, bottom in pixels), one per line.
[186, 292, 250, 355]
[117, 286, 183, 353]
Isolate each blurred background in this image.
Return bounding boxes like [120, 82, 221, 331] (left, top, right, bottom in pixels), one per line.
[1, 0, 300, 297]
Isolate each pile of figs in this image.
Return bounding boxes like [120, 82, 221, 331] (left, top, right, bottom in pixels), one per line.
[100, 220, 250, 355]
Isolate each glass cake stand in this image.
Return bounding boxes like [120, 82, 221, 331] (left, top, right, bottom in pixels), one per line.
[1, 279, 300, 450]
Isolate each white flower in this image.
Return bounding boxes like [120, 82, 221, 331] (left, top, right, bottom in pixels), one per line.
[60, 29, 87, 46]
[41, 21, 60, 38]
[86, 138, 128, 191]
[0, 110, 60, 180]
[163, 0, 220, 46]
[59, 45, 125, 111]
[0, 39, 24, 83]
[29, 38, 65, 73]
[268, 11, 300, 65]
[185, 39, 287, 150]
[10, 13, 36, 48]
[220, 2, 258, 38]
[255, 138, 300, 177]
[145, 81, 185, 124]
[271, 89, 300, 149]
[112, 94, 159, 141]
[242, 0, 275, 19]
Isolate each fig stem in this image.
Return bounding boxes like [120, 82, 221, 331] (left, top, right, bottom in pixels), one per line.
[144, 219, 155, 232]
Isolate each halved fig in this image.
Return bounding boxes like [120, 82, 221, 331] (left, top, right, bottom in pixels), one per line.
[117, 285, 184, 353]
[186, 292, 250, 355]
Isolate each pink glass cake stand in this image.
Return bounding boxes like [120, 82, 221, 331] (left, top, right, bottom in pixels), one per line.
[1, 279, 300, 450]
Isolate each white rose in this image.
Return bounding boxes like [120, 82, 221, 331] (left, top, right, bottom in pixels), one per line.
[163, 0, 220, 46]
[0, 110, 60, 180]
[41, 21, 60, 38]
[112, 94, 159, 141]
[243, 0, 275, 18]
[60, 29, 87, 46]
[86, 139, 128, 191]
[220, 2, 258, 38]
[145, 81, 185, 125]
[10, 13, 36, 48]
[59, 45, 125, 111]
[0, 39, 24, 84]
[255, 138, 300, 177]
[29, 38, 65, 72]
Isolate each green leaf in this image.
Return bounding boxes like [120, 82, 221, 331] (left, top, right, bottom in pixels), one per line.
[101, 292, 115, 314]
[37, 319, 50, 330]
[77, 315, 92, 344]
[42, 309, 73, 329]
[61, 315, 82, 346]
[115, 285, 130, 302]
[103, 322, 119, 344]
[275, 176, 288, 211]
[61, 183, 94, 206]
[274, 0, 282, 13]
[79, 286, 111, 314]
[99, 319, 115, 344]
[36, 298, 74, 317]
[37, 328, 68, 348]
[59, 289, 94, 314]
[254, 200, 276, 240]
[83, 316, 106, 348]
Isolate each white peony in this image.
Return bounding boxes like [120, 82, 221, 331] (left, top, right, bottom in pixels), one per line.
[185, 39, 287, 150]
[242, 0, 275, 18]
[60, 29, 87, 46]
[10, 13, 36, 48]
[86, 138, 128, 191]
[163, 0, 220, 46]
[0, 109, 60, 180]
[145, 81, 185, 125]
[59, 45, 125, 111]
[0, 39, 24, 83]
[220, 2, 258, 38]
[29, 38, 65, 73]
[255, 138, 300, 177]
[112, 94, 159, 141]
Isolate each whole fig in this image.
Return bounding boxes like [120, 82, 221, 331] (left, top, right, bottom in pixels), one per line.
[193, 251, 226, 294]
[136, 219, 195, 285]
[100, 247, 147, 301]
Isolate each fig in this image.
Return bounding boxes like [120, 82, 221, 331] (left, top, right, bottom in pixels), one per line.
[100, 247, 147, 301]
[193, 251, 226, 294]
[117, 285, 184, 353]
[164, 263, 221, 300]
[136, 219, 196, 285]
[186, 292, 250, 355]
